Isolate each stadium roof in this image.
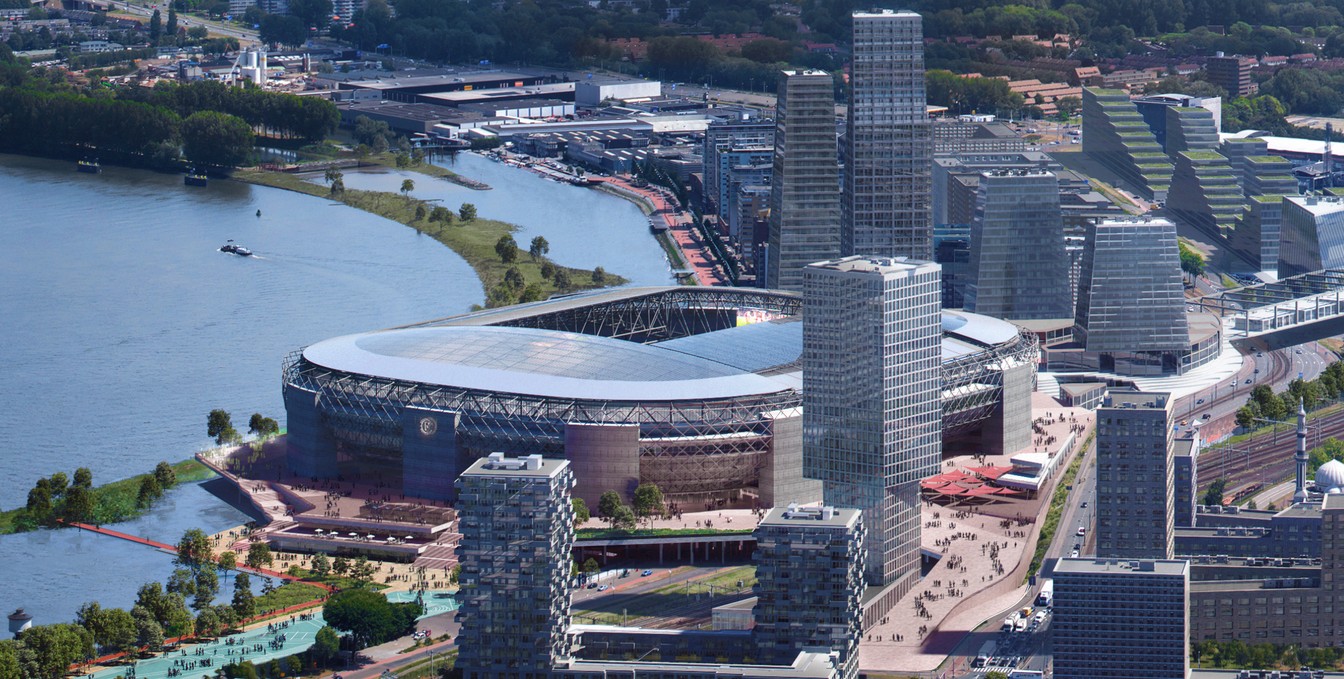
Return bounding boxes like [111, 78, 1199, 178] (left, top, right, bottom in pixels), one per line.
[302, 325, 798, 402]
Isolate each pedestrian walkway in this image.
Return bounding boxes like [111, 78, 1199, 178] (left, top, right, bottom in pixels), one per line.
[85, 616, 325, 679]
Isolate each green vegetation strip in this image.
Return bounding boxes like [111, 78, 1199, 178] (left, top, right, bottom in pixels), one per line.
[1027, 431, 1093, 579]
[368, 151, 490, 190]
[388, 648, 458, 679]
[573, 566, 756, 626]
[252, 582, 328, 616]
[576, 527, 754, 540]
[1087, 179, 1143, 215]
[0, 458, 212, 535]
[234, 170, 626, 305]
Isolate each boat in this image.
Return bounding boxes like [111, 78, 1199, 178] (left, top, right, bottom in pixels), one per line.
[76, 159, 100, 174]
[219, 241, 254, 257]
[184, 169, 208, 187]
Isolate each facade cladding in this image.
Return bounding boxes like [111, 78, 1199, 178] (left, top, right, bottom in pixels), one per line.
[1095, 390, 1175, 560]
[1053, 558, 1190, 679]
[964, 170, 1073, 320]
[455, 454, 575, 679]
[802, 257, 941, 611]
[767, 69, 841, 292]
[1081, 88, 1173, 202]
[283, 287, 1037, 507]
[1279, 195, 1344, 278]
[843, 10, 933, 261]
[1075, 217, 1190, 355]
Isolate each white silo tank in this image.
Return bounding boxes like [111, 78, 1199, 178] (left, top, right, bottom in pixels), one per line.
[7, 609, 32, 637]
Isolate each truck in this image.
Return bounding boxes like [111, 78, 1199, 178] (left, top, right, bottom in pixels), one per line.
[973, 640, 997, 668]
[1001, 614, 1018, 633]
[1035, 579, 1054, 608]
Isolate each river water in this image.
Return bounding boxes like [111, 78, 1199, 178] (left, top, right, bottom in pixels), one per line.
[0, 151, 667, 624]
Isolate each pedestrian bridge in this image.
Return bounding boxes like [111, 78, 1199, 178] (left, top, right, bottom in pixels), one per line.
[1194, 269, 1344, 351]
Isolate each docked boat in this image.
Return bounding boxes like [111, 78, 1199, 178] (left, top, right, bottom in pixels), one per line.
[219, 241, 254, 257]
[184, 169, 208, 187]
[76, 159, 100, 174]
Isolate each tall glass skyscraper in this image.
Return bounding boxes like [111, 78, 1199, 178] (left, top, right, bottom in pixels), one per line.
[766, 69, 841, 291]
[843, 10, 933, 261]
[802, 256, 942, 624]
[965, 170, 1073, 319]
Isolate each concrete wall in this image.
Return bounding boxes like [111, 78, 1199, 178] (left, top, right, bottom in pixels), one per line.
[283, 385, 339, 478]
[565, 422, 641, 506]
[401, 407, 461, 501]
[981, 361, 1035, 455]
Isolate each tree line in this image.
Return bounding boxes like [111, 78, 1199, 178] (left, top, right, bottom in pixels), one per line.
[14, 462, 180, 532]
[1235, 360, 1344, 430]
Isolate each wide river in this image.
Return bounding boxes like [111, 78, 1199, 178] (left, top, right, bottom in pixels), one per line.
[0, 151, 670, 623]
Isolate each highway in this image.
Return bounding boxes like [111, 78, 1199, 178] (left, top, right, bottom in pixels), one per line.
[110, 0, 259, 43]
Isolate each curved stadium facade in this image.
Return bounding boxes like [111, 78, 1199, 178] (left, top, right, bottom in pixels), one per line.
[284, 287, 1037, 506]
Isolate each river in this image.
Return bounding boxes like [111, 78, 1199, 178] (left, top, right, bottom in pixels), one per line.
[0, 151, 667, 624]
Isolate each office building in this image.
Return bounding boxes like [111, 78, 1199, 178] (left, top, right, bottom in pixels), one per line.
[1157, 103, 1222, 155]
[1095, 390, 1175, 560]
[1207, 54, 1255, 98]
[1173, 429, 1199, 528]
[1081, 88, 1173, 201]
[1074, 217, 1193, 373]
[753, 504, 864, 675]
[803, 256, 942, 624]
[1230, 195, 1287, 273]
[766, 70, 841, 291]
[1053, 558, 1190, 679]
[964, 170, 1073, 320]
[1279, 194, 1344, 277]
[704, 120, 774, 217]
[843, 10, 933, 260]
[932, 150, 1062, 227]
[931, 117, 1026, 154]
[454, 453, 576, 679]
[1167, 149, 1244, 238]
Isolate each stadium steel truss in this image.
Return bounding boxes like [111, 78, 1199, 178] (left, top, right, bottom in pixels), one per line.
[283, 287, 1037, 501]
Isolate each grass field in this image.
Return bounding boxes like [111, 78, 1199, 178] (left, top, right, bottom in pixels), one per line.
[572, 566, 756, 626]
[576, 526, 754, 540]
[235, 169, 626, 306]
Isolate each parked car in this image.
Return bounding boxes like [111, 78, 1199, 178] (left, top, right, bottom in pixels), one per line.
[641, 569, 654, 577]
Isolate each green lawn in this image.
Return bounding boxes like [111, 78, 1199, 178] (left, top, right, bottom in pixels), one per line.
[576, 526, 754, 540]
[252, 581, 328, 616]
[235, 169, 626, 306]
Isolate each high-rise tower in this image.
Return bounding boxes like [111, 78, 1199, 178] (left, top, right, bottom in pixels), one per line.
[964, 169, 1073, 319]
[803, 256, 942, 625]
[766, 69, 842, 291]
[843, 10, 933, 260]
[1296, 399, 1310, 502]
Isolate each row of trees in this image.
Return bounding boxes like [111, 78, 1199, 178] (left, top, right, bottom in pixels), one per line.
[1235, 360, 1344, 430]
[207, 409, 280, 446]
[592, 483, 665, 530]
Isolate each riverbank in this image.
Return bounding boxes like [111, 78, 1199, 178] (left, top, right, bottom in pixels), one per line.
[368, 152, 491, 190]
[0, 458, 213, 535]
[234, 168, 627, 306]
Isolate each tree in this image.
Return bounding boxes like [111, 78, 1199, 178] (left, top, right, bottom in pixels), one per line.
[231, 573, 256, 619]
[167, 568, 198, 600]
[632, 483, 664, 522]
[611, 504, 637, 531]
[503, 267, 525, 293]
[597, 490, 623, 522]
[177, 528, 214, 568]
[259, 13, 305, 47]
[400, 178, 415, 196]
[218, 550, 237, 572]
[133, 609, 165, 653]
[246, 541, 273, 569]
[137, 475, 163, 509]
[182, 111, 253, 169]
[581, 558, 600, 575]
[149, 8, 162, 43]
[286, 0, 332, 29]
[1179, 242, 1206, 278]
[47, 473, 68, 498]
[494, 234, 518, 263]
[323, 589, 421, 654]
[77, 603, 136, 655]
[459, 203, 477, 222]
[332, 555, 349, 575]
[1203, 477, 1228, 507]
[311, 552, 331, 577]
[73, 467, 92, 489]
[63, 485, 94, 524]
[591, 267, 606, 285]
[192, 567, 220, 610]
[24, 480, 52, 526]
[572, 497, 590, 525]
[349, 555, 376, 583]
[529, 236, 550, 261]
[553, 268, 572, 289]
[0, 640, 21, 679]
[1236, 403, 1260, 430]
[540, 262, 556, 280]
[310, 626, 341, 666]
[247, 413, 278, 438]
[17, 624, 94, 679]
[153, 461, 176, 489]
[208, 410, 237, 445]
[431, 206, 453, 224]
[194, 607, 222, 638]
[1055, 95, 1081, 119]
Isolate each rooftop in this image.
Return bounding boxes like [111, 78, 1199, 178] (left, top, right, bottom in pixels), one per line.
[1054, 558, 1190, 576]
[759, 504, 860, 529]
[808, 255, 939, 278]
[461, 452, 569, 479]
[1101, 389, 1171, 410]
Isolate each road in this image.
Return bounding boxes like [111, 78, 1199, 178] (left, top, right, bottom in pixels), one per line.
[111, 0, 259, 42]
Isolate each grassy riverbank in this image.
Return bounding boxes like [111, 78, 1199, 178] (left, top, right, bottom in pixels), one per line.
[0, 458, 214, 535]
[235, 169, 627, 306]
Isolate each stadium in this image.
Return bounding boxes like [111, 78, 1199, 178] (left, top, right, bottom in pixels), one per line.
[283, 287, 1038, 507]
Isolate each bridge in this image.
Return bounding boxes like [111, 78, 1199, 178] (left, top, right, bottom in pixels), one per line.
[1193, 268, 1344, 351]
